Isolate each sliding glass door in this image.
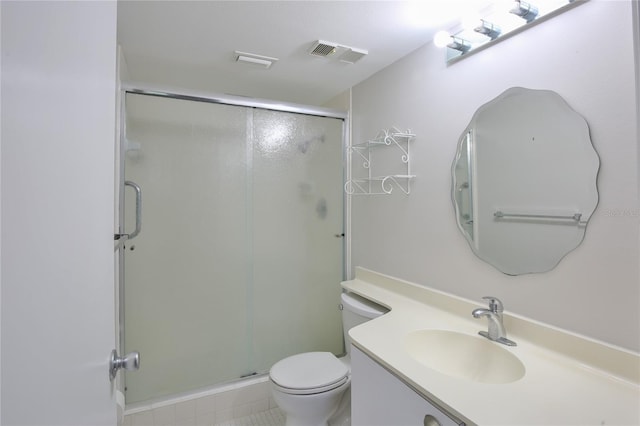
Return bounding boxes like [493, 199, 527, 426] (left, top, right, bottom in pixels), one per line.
[121, 93, 344, 404]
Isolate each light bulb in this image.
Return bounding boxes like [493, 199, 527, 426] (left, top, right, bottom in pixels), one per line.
[433, 31, 452, 48]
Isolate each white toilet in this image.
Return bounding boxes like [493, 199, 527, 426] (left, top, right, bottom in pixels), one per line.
[269, 292, 388, 426]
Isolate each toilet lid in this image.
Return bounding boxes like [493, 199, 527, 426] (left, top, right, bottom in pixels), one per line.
[270, 352, 349, 392]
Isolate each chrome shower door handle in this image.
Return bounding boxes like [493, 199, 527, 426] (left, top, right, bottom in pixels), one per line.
[124, 180, 142, 240]
[109, 349, 140, 381]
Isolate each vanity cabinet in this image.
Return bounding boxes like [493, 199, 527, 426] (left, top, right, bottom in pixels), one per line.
[351, 346, 465, 426]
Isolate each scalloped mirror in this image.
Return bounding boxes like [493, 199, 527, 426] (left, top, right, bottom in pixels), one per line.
[452, 87, 600, 275]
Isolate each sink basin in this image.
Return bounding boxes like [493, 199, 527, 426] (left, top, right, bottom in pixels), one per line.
[405, 329, 525, 384]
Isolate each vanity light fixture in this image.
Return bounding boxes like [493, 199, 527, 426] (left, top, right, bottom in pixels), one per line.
[433, 31, 471, 53]
[468, 18, 502, 40]
[447, 36, 472, 53]
[433, 0, 586, 64]
[510, 0, 539, 23]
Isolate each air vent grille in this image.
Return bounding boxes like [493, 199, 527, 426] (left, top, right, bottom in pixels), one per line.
[309, 40, 338, 57]
[234, 51, 278, 69]
[308, 40, 367, 64]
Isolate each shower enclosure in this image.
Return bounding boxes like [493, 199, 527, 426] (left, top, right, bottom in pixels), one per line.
[119, 89, 346, 404]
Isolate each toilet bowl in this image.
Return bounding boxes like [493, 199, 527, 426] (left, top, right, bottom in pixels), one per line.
[271, 352, 350, 426]
[269, 292, 388, 426]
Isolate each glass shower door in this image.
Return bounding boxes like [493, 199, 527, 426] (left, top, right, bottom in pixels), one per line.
[251, 109, 345, 372]
[122, 92, 345, 404]
[123, 94, 252, 403]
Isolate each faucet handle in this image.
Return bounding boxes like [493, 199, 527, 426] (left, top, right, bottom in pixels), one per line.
[482, 296, 504, 313]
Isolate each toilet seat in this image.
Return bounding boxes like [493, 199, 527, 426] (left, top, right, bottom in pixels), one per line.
[271, 375, 349, 395]
[270, 352, 349, 395]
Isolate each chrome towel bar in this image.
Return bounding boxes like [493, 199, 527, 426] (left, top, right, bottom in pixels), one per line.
[494, 210, 582, 221]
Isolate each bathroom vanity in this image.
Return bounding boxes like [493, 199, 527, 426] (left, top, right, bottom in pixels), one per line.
[352, 346, 463, 426]
[344, 268, 640, 425]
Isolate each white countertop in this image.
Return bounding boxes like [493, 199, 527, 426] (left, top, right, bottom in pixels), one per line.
[343, 268, 640, 426]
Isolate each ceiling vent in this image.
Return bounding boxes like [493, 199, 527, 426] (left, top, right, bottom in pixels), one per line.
[234, 51, 279, 69]
[338, 47, 368, 64]
[309, 40, 338, 57]
[308, 40, 368, 64]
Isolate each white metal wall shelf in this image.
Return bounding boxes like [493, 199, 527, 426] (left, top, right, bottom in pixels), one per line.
[345, 127, 415, 195]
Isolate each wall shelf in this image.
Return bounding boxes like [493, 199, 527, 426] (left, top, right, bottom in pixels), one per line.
[345, 127, 415, 195]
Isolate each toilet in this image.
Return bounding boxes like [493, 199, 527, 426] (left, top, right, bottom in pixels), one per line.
[269, 292, 388, 426]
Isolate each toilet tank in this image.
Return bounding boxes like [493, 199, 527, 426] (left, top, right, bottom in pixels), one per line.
[341, 292, 388, 354]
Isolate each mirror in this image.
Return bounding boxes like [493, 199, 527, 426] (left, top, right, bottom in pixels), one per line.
[452, 87, 599, 275]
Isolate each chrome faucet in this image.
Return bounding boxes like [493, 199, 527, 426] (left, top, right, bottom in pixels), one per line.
[472, 296, 517, 346]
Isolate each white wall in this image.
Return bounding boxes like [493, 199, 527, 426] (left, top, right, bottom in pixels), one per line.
[1, 1, 118, 424]
[0, 2, 3, 421]
[323, 90, 350, 111]
[351, 0, 639, 351]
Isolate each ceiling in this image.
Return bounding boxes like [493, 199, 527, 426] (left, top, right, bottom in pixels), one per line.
[117, 1, 486, 106]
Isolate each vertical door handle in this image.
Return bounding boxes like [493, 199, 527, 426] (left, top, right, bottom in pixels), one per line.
[115, 181, 142, 242]
[109, 349, 140, 381]
[125, 181, 142, 240]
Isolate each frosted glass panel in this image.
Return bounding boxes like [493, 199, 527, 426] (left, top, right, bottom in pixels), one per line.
[123, 94, 251, 403]
[122, 94, 345, 404]
[252, 110, 345, 371]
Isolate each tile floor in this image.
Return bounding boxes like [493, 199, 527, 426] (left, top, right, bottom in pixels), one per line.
[213, 407, 285, 426]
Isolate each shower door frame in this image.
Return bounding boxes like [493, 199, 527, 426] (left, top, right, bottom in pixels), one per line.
[116, 83, 351, 402]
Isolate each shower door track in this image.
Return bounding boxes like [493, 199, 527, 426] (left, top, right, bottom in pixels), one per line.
[121, 82, 348, 119]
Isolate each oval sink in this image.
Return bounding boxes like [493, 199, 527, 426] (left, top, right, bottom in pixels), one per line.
[405, 329, 525, 384]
